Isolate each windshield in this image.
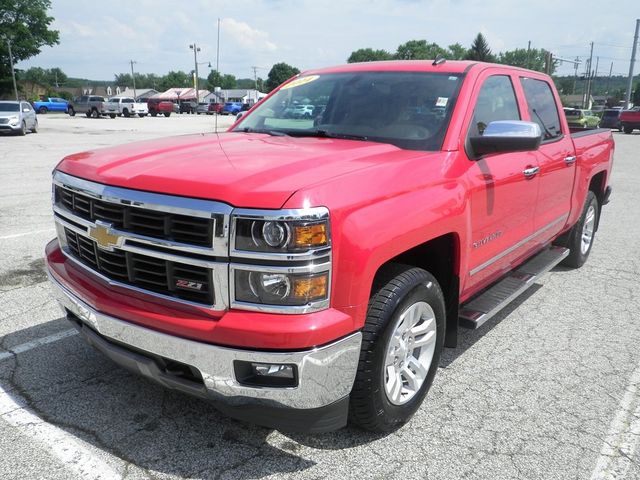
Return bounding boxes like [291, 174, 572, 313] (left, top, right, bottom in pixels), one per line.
[0, 103, 20, 112]
[234, 71, 463, 151]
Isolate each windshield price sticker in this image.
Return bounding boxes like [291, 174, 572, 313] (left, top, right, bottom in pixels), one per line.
[436, 97, 449, 107]
[281, 75, 320, 90]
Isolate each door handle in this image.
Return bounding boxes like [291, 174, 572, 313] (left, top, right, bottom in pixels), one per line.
[523, 166, 540, 178]
[564, 156, 577, 164]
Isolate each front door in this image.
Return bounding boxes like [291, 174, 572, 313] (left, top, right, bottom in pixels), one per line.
[463, 73, 539, 294]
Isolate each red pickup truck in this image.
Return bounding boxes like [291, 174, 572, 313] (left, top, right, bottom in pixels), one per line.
[46, 61, 614, 433]
[146, 98, 173, 117]
[620, 107, 640, 133]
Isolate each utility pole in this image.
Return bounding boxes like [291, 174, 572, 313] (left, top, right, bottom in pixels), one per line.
[251, 66, 259, 91]
[624, 19, 639, 109]
[190, 43, 201, 103]
[130, 60, 137, 99]
[591, 56, 599, 100]
[606, 61, 613, 95]
[526, 40, 531, 69]
[544, 51, 553, 75]
[216, 18, 221, 77]
[583, 42, 594, 108]
[5, 37, 19, 101]
[573, 56, 580, 94]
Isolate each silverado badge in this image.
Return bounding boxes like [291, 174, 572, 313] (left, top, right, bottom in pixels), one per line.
[88, 221, 123, 251]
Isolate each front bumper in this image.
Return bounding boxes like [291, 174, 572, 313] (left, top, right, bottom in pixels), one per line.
[48, 270, 362, 431]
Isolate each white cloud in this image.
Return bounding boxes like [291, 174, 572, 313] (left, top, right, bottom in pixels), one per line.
[221, 18, 277, 53]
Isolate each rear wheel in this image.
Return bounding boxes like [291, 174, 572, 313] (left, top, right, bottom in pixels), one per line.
[109, 113, 116, 119]
[164, 112, 171, 117]
[561, 191, 599, 268]
[349, 265, 445, 432]
[19, 121, 27, 136]
[38, 107, 47, 114]
[623, 124, 633, 134]
[67, 107, 75, 116]
[31, 119, 38, 133]
[123, 109, 130, 118]
[85, 111, 91, 118]
[91, 109, 99, 119]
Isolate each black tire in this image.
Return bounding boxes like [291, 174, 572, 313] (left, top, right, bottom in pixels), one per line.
[31, 119, 38, 133]
[349, 265, 445, 432]
[109, 114, 116, 119]
[38, 106, 47, 114]
[91, 109, 99, 119]
[150, 111, 157, 117]
[561, 191, 599, 268]
[68, 107, 75, 116]
[123, 109, 130, 118]
[164, 112, 171, 117]
[139, 114, 146, 118]
[623, 124, 633, 134]
[85, 112, 91, 118]
[19, 121, 27, 136]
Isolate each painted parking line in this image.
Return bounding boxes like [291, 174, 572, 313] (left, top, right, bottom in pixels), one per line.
[590, 363, 640, 480]
[0, 385, 121, 479]
[0, 228, 55, 241]
[0, 329, 77, 362]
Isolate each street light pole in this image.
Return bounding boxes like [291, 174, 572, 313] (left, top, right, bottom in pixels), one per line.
[130, 60, 137, 99]
[190, 43, 201, 103]
[6, 38, 19, 101]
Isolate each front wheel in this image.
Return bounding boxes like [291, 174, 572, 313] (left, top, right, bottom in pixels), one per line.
[164, 112, 171, 117]
[349, 265, 445, 432]
[561, 191, 599, 268]
[623, 124, 633, 134]
[91, 109, 99, 119]
[68, 107, 75, 116]
[109, 114, 116, 119]
[31, 119, 38, 133]
[19, 121, 27, 136]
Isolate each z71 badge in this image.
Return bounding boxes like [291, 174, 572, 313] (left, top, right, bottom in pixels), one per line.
[175, 279, 204, 291]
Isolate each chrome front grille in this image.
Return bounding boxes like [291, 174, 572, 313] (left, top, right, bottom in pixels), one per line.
[55, 185, 214, 247]
[64, 228, 214, 304]
[53, 171, 232, 310]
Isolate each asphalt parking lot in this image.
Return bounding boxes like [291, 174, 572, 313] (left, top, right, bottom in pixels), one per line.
[1, 115, 639, 480]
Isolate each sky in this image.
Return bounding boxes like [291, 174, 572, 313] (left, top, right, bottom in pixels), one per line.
[16, 0, 640, 82]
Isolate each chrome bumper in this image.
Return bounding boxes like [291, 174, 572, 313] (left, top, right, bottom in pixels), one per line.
[48, 271, 361, 410]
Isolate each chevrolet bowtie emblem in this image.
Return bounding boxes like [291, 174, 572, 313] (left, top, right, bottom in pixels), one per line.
[88, 221, 122, 251]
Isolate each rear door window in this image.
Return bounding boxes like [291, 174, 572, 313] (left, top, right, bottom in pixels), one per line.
[520, 78, 562, 140]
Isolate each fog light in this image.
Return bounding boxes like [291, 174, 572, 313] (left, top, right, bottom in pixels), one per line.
[234, 361, 298, 387]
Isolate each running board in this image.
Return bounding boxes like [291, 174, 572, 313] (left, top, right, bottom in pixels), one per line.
[459, 246, 569, 329]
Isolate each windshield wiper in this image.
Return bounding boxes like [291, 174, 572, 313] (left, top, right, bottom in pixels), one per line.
[241, 127, 288, 137]
[289, 129, 370, 141]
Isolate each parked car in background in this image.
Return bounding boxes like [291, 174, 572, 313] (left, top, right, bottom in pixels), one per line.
[0, 100, 38, 135]
[74, 95, 111, 118]
[179, 101, 197, 114]
[105, 97, 148, 118]
[33, 97, 74, 116]
[563, 108, 600, 128]
[208, 103, 223, 114]
[619, 107, 640, 134]
[146, 98, 173, 117]
[222, 102, 242, 115]
[195, 103, 210, 114]
[600, 109, 623, 130]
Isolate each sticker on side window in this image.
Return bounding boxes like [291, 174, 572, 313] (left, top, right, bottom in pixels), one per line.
[281, 75, 320, 90]
[436, 97, 449, 107]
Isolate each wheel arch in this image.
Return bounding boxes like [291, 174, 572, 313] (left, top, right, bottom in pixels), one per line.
[370, 233, 460, 348]
[588, 171, 607, 230]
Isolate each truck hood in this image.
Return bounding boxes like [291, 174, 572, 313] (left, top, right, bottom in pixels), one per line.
[56, 132, 422, 208]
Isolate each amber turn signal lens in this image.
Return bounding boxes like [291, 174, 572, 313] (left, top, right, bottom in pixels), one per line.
[292, 274, 328, 301]
[293, 223, 328, 248]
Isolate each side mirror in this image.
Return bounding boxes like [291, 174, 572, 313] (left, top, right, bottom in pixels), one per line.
[469, 120, 542, 157]
[23, 108, 30, 113]
[235, 111, 245, 120]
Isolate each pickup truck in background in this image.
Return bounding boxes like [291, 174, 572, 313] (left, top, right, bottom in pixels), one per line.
[33, 97, 74, 116]
[46, 61, 613, 433]
[146, 98, 173, 117]
[619, 107, 640, 133]
[73, 95, 111, 118]
[104, 97, 149, 118]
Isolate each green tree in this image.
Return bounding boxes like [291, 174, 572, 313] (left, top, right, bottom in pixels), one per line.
[497, 47, 551, 73]
[159, 70, 190, 91]
[221, 74, 236, 89]
[395, 40, 447, 60]
[465, 33, 495, 62]
[114, 73, 133, 87]
[46, 67, 67, 86]
[266, 62, 300, 92]
[0, 0, 59, 95]
[207, 70, 223, 90]
[633, 83, 640, 106]
[446, 43, 467, 60]
[347, 48, 393, 63]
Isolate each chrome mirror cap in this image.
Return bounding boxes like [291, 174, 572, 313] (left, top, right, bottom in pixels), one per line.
[482, 120, 542, 138]
[469, 120, 543, 158]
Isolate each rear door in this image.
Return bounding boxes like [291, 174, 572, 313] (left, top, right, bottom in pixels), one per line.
[519, 76, 575, 243]
[464, 72, 539, 292]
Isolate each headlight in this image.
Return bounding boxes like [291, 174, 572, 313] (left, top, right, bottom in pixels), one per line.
[230, 207, 331, 313]
[234, 269, 328, 306]
[233, 208, 329, 254]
